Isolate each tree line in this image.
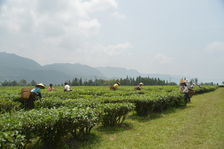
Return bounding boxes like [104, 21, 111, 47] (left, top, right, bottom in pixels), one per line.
[0, 80, 37, 86]
[0, 76, 177, 86]
[66, 76, 177, 86]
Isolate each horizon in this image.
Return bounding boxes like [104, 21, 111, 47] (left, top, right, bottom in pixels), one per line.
[0, 51, 218, 84]
[0, 0, 223, 83]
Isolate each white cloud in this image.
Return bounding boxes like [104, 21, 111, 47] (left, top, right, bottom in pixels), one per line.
[0, 0, 130, 65]
[152, 54, 173, 64]
[101, 42, 132, 56]
[205, 41, 224, 52]
[111, 11, 126, 19]
[75, 42, 132, 57]
[82, 0, 118, 13]
[78, 19, 101, 36]
[0, 0, 109, 36]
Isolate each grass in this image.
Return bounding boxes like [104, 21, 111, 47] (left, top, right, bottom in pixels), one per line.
[67, 88, 224, 149]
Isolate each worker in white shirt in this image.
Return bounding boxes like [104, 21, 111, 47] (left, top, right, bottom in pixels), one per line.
[64, 82, 72, 91]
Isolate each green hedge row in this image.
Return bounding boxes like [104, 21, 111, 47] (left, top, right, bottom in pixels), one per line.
[101, 87, 218, 116]
[99, 92, 184, 116]
[0, 102, 135, 148]
[193, 86, 217, 94]
[132, 93, 184, 116]
[35, 99, 135, 126]
[0, 107, 100, 149]
[35, 98, 100, 109]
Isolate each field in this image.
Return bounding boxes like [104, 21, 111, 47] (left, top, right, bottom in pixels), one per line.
[0, 85, 221, 149]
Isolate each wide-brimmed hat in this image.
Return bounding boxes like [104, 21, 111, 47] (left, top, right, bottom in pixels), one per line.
[179, 80, 187, 84]
[139, 82, 144, 86]
[36, 83, 45, 89]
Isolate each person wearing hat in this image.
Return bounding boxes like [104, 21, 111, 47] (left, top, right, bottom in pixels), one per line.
[134, 82, 144, 90]
[179, 80, 190, 104]
[110, 81, 120, 90]
[26, 83, 45, 109]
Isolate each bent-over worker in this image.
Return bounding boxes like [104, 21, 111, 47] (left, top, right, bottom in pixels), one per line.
[110, 82, 120, 90]
[26, 83, 45, 109]
[134, 82, 144, 90]
[179, 80, 190, 104]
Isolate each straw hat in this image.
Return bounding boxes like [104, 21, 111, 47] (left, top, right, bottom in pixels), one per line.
[139, 82, 144, 86]
[36, 83, 45, 89]
[179, 80, 187, 84]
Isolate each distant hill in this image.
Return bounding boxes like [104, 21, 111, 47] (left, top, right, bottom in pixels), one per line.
[96, 67, 180, 82]
[0, 52, 42, 70]
[43, 63, 105, 79]
[0, 52, 71, 84]
[0, 52, 105, 84]
[0, 52, 180, 84]
[96, 67, 143, 78]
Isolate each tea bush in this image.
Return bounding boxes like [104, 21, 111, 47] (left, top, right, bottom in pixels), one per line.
[0, 107, 100, 148]
[100, 103, 135, 126]
[0, 99, 22, 114]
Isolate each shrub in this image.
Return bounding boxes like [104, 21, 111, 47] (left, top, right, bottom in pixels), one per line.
[0, 131, 26, 149]
[134, 99, 154, 116]
[100, 103, 135, 126]
[0, 107, 100, 148]
[194, 86, 217, 94]
[132, 92, 184, 116]
[0, 99, 22, 114]
[35, 98, 100, 109]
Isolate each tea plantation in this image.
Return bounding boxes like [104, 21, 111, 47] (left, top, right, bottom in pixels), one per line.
[0, 85, 220, 149]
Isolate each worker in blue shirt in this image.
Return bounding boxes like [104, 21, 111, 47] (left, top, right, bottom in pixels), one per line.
[26, 83, 45, 109]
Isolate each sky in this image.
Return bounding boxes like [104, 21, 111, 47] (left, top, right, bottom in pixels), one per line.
[0, 0, 223, 83]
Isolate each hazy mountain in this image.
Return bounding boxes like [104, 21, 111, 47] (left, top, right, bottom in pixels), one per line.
[96, 67, 143, 79]
[0, 52, 71, 84]
[0, 52, 42, 70]
[0, 52, 180, 84]
[43, 63, 104, 79]
[97, 66, 180, 82]
[0, 52, 104, 84]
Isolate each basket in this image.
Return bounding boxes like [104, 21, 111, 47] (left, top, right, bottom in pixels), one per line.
[21, 88, 31, 100]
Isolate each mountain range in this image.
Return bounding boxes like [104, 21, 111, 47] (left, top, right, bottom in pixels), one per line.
[0, 52, 180, 84]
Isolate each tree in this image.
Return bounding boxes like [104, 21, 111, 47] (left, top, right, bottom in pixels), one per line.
[19, 79, 27, 86]
[30, 80, 37, 86]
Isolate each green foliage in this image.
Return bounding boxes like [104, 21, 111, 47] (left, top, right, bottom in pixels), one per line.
[0, 131, 26, 149]
[0, 99, 22, 114]
[35, 100, 135, 127]
[68, 76, 177, 86]
[193, 86, 217, 94]
[0, 107, 100, 148]
[131, 92, 184, 116]
[35, 98, 100, 109]
[100, 103, 135, 127]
